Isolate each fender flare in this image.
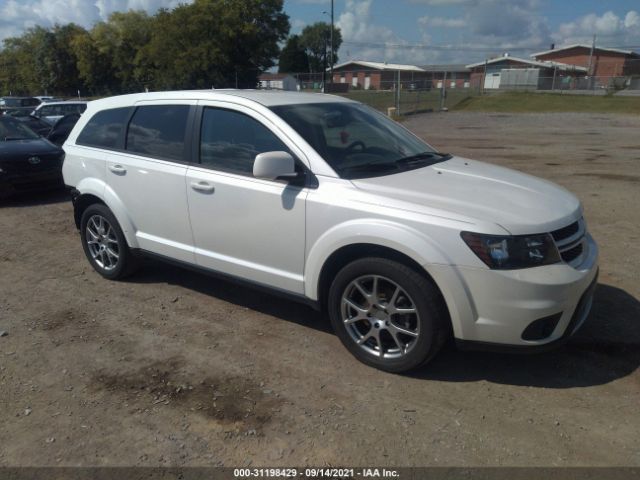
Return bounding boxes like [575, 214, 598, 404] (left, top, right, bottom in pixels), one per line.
[304, 218, 451, 301]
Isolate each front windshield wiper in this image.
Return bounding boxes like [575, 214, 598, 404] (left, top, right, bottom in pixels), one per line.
[341, 161, 400, 177]
[395, 151, 452, 166]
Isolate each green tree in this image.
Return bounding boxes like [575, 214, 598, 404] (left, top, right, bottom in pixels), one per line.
[141, 0, 290, 90]
[51, 24, 88, 95]
[278, 34, 309, 73]
[299, 22, 341, 73]
[90, 10, 154, 92]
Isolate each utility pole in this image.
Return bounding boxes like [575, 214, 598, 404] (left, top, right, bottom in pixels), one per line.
[329, 0, 334, 90]
[587, 34, 596, 89]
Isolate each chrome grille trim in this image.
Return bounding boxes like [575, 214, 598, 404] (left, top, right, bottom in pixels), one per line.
[552, 218, 587, 267]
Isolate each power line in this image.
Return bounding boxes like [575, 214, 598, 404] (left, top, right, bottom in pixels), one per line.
[341, 40, 640, 53]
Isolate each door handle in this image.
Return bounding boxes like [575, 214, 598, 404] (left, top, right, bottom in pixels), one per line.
[190, 181, 215, 194]
[108, 164, 127, 175]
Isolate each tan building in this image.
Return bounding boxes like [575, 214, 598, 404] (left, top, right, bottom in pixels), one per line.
[466, 55, 586, 90]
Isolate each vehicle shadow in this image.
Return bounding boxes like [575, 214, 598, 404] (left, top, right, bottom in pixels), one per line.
[128, 261, 639, 388]
[415, 283, 640, 388]
[0, 188, 69, 208]
[129, 260, 331, 334]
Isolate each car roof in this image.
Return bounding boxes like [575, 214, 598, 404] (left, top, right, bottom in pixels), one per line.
[37, 100, 88, 107]
[88, 90, 355, 109]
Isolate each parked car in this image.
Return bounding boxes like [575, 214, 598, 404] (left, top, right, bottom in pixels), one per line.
[0, 97, 41, 116]
[15, 115, 54, 137]
[35, 96, 60, 103]
[0, 116, 65, 198]
[47, 113, 81, 146]
[31, 101, 87, 125]
[62, 91, 598, 372]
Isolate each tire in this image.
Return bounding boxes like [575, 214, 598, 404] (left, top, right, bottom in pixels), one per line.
[328, 257, 448, 373]
[80, 204, 138, 280]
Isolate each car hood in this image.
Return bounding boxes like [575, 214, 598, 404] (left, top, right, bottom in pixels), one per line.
[0, 138, 62, 160]
[351, 156, 581, 234]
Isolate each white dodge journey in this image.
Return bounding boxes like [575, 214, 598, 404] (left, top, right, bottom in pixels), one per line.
[62, 90, 598, 372]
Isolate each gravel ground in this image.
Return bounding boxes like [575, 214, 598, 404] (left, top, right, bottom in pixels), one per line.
[0, 112, 639, 467]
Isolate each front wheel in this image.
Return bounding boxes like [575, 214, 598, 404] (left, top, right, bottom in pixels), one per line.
[328, 257, 448, 372]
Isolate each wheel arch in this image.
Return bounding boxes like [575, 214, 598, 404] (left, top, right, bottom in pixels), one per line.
[72, 179, 138, 249]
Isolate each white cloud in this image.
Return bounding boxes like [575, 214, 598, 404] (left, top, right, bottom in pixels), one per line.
[418, 16, 466, 28]
[291, 18, 307, 34]
[337, 0, 443, 65]
[0, 0, 189, 43]
[554, 10, 640, 47]
[410, 0, 476, 5]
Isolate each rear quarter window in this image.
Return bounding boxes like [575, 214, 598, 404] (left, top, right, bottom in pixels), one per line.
[125, 105, 190, 162]
[76, 107, 131, 149]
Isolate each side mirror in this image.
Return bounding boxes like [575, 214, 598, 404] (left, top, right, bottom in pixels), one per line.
[253, 151, 298, 181]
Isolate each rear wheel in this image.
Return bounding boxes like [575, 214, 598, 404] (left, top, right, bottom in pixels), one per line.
[328, 257, 447, 372]
[80, 204, 138, 280]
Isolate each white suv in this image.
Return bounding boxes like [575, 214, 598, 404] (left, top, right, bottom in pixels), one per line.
[62, 90, 598, 372]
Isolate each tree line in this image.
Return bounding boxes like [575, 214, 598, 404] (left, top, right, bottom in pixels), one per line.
[0, 0, 341, 97]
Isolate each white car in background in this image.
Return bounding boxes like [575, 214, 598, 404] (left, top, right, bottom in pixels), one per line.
[32, 101, 87, 125]
[61, 90, 598, 372]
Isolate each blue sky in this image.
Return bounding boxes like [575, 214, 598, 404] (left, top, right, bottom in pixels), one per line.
[1, 0, 639, 65]
[285, 0, 640, 64]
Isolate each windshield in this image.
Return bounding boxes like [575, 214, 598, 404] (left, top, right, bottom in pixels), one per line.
[271, 102, 449, 179]
[0, 117, 41, 141]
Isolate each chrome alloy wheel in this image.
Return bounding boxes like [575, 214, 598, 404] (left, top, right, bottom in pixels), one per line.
[341, 275, 420, 359]
[85, 214, 120, 271]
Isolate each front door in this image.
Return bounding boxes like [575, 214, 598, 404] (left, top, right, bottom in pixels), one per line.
[186, 104, 307, 294]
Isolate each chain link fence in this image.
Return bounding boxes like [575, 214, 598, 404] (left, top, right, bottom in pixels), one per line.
[264, 71, 640, 117]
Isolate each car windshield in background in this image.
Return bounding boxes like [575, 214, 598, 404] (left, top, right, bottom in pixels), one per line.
[271, 102, 450, 179]
[0, 117, 41, 141]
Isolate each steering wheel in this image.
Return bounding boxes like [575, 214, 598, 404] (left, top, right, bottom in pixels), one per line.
[345, 140, 366, 153]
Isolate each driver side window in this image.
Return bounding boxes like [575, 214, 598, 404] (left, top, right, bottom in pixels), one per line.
[199, 107, 289, 176]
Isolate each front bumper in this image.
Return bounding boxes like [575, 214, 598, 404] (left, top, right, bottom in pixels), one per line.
[0, 170, 64, 197]
[429, 232, 599, 349]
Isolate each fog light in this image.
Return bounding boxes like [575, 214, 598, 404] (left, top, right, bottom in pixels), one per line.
[521, 313, 562, 341]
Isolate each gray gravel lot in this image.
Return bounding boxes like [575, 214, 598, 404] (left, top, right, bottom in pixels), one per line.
[0, 111, 639, 467]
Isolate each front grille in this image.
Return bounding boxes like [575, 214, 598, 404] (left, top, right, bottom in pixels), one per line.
[0, 154, 63, 174]
[560, 242, 583, 263]
[551, 218, 586, 267]
[551, 221, 579, 242]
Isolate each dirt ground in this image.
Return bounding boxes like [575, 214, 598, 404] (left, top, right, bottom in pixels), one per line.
[1, 112, 639, 467]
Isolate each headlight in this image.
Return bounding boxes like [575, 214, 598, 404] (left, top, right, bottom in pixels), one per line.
[461, 231, 560, 269]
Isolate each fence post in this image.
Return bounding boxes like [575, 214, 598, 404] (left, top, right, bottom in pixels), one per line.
[440, 71, 447, 110]
[396, 70, 401, 116]
[551, 66, 557, 91]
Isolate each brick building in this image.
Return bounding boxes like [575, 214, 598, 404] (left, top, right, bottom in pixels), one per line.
[419, 64, 471, 89]
[331, 61, 429, 90]
[532, 44, 640, 86]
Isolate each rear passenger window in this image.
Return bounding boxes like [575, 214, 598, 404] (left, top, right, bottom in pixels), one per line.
[200, 107, 288, 175]
[126, 105, 190, 162]
[77, 107, 131, 149]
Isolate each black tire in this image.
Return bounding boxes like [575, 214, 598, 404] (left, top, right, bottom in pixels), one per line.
[80, 203, 138, 280]
[328, 257, 448, 373]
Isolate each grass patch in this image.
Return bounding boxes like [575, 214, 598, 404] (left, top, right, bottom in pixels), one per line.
[452, 91, 640, 114]
[338, 89, 474, 115]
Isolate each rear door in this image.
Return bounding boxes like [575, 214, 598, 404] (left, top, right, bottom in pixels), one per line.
[105, 101, 196, 263]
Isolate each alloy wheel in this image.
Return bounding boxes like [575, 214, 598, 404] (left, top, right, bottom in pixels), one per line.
[85, 214, 120, 271]
[341, 274, 420, 359]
